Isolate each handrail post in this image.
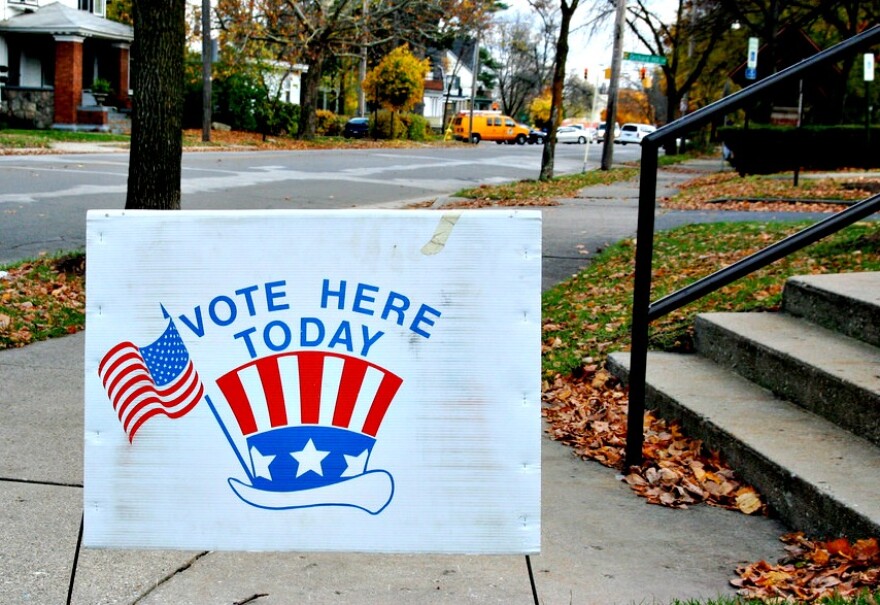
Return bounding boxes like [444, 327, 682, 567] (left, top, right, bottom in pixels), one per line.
[620, 24, 880, 470]
[625, 143, 659, 468]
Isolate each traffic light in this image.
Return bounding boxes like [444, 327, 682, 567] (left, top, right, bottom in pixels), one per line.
[639, 67, 647, 80]
[583, 68, 589, 79]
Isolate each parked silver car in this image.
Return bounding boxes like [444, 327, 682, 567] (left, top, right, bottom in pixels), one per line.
[556, 126, 592, 144]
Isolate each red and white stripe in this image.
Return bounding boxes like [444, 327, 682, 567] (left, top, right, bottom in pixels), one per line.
[98, 342, 205, 441]
[216, 351, 403, 437]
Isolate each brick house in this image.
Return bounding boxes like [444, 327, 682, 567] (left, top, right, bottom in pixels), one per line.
[0, 1, 133, 131]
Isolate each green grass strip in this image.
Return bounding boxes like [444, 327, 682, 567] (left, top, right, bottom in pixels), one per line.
[542, 220, 880, 378]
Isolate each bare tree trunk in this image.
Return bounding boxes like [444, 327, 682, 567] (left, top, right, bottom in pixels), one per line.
[126, 0, 186, 210]
[539, 0, 578, 181]
[201, 0, 212, 143]
[298, 59, 323, 139]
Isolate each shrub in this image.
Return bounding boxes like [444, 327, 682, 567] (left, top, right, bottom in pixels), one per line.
[368, 110, 429, 140]
[719, 125, 880, 175]
[213, 72, 262, 132]
[368, 110, 401, 139]
[255, 100, 300, 137]
[275, 102, 300, 136]
[316, 110, 346, 136]
[405, 113, 429, 141]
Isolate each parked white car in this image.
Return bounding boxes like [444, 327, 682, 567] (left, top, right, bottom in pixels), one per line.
[556, 125, 592, 144]
[616, 123, 657, 145]
[597, 122, 621, 142]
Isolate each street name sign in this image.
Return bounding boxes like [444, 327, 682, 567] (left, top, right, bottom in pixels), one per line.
[623, 51, 667, 65]
[84, 209, 541, 554]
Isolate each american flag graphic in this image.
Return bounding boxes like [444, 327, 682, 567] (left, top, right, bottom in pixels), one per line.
[98, 317, 204, 442]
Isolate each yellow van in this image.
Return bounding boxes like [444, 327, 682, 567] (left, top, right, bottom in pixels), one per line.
[451, 111, 530, 145]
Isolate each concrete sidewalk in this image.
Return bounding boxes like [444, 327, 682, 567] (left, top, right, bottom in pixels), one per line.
[1, 159, 795, 605]
[1, 334, 788, 605]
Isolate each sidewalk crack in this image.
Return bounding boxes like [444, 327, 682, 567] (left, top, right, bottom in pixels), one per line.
[130, 551, 210, 604]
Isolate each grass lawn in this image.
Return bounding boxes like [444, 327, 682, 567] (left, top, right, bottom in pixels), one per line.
[542, 220, 880, 378]
[0, 128, 129, 149]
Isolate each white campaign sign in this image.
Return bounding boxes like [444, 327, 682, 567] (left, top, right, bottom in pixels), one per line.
[84, 210, 541, 554]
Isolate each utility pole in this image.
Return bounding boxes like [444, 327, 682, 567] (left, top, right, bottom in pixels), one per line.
[358, 0, 368, 116]
[201, 0, 212, 142]
[468, 37, 480, 144]
[601, 0, 626, 170]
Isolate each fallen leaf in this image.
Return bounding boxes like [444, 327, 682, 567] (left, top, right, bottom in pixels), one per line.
[735, 488, 763, 515]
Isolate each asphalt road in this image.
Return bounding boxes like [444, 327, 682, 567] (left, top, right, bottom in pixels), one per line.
[0, 143, 644, 264]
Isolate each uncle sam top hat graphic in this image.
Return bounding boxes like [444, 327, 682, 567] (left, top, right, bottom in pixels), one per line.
[213, 350, 403, 514]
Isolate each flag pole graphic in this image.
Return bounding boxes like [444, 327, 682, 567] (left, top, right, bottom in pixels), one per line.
[204, 394, 255, 484]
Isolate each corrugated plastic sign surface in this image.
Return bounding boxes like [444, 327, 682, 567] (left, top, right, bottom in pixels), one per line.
[84, 210, 541, 554]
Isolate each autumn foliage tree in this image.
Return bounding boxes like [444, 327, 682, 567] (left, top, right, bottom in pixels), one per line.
[363, 45, 429, 138]
[626, 0, 731, 137]
[106, 0, 133, 25]
[528, 88, 552, 127]
[616, 88, 654, 125]
[363, 45, 429, 113]
[216, 0, 454, 140]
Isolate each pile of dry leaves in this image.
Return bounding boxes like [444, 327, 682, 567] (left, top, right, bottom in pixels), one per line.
[542, 366, 880, 602]
[0, 254, 85, 348]
[541, 365, 764, 514]
[733, 533, 880, 601]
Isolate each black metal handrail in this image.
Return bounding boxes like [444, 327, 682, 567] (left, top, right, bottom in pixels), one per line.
[624, 24, 880, 468]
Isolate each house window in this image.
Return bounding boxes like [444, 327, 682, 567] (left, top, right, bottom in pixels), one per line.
[79, 0, 106, 16]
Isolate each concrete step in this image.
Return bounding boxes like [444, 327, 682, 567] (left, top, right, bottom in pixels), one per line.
[783, 272, 880, 348]
[694, 312, 880, 448]
[607, 351, 880, 538]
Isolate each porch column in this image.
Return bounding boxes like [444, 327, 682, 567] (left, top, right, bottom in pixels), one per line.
[113, 42, 131, 109]
[54, 35, 84, 125]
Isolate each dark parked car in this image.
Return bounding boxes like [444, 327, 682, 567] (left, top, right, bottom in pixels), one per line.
[343, 117, 369, 138]
[528, 128, 547, 145]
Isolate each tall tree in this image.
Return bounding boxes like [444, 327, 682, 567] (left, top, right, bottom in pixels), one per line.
[811, 0, 880, 121]
[625, 0, 731, 144]
[489, 11, 556, 120]
[538, 0, 580, 181]
[125, 0, 186, 210]
[720, 0, 880, 122]
[563, 72, 596, 119]
[217, 0, 458, 140]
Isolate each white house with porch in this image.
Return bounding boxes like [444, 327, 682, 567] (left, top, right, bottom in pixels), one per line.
[423, 44, 496, 132]
[0, 1, 133, 131]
